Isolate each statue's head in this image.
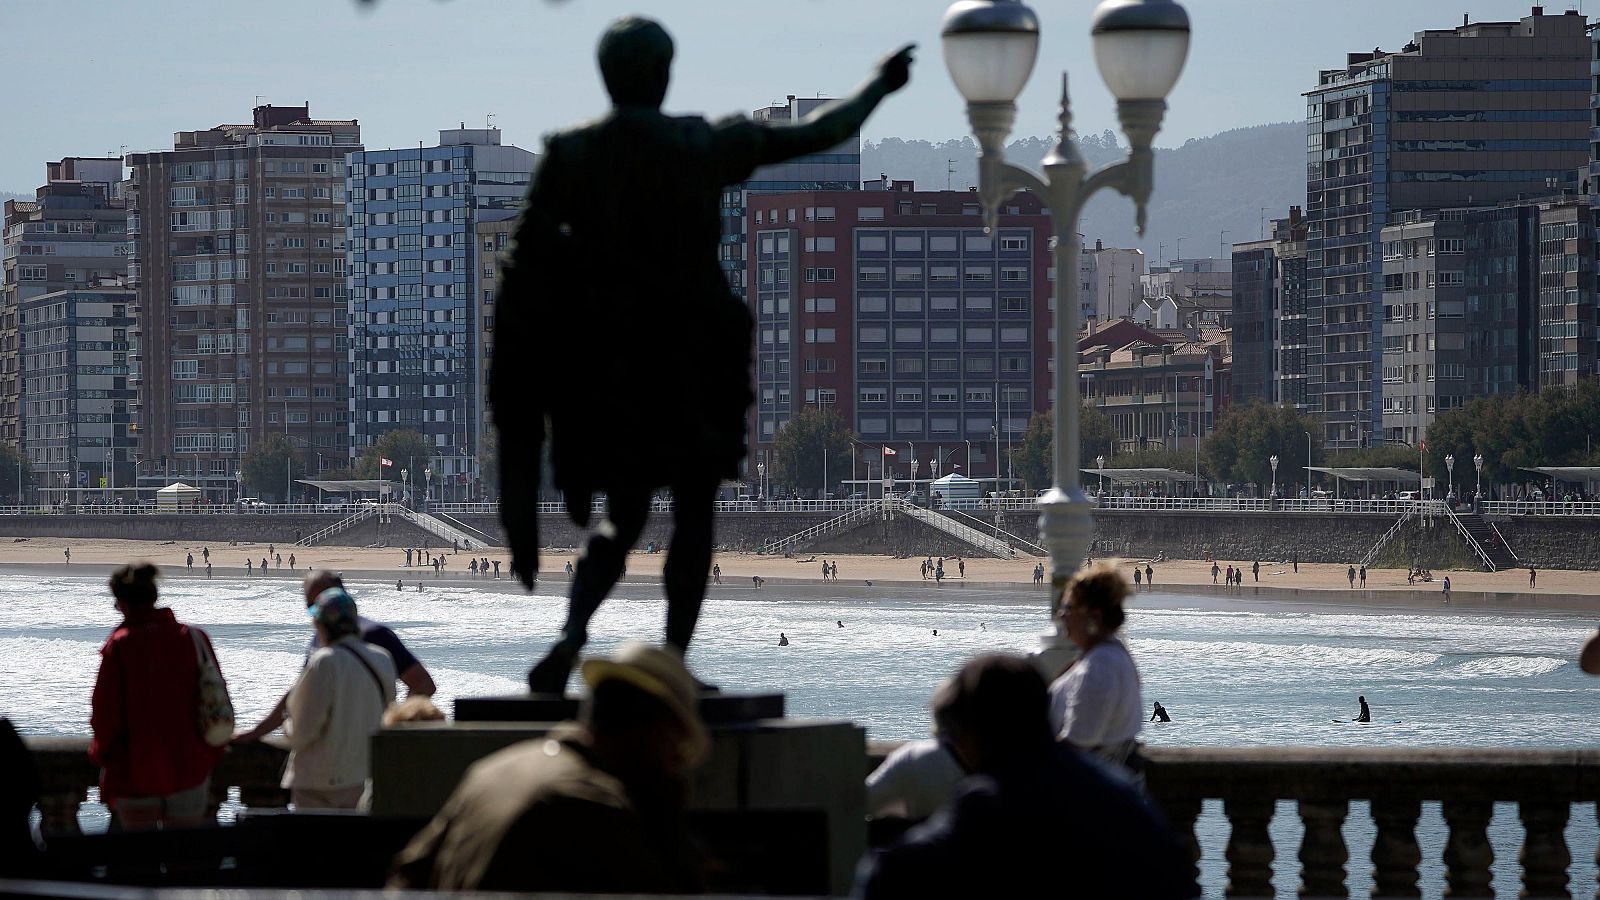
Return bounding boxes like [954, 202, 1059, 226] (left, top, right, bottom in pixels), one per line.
[598, 17, 673, 109]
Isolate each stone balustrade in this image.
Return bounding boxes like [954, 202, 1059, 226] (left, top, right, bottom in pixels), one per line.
[31, 738, 1600, 897]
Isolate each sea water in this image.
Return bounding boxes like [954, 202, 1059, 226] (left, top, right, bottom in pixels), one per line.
[1, 572, 1594, 897]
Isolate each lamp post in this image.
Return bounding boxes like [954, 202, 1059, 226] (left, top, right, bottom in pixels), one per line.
[1445, 453, 1455, 503]
[1305, 430, 1313, 500]
[1269, 454, 1279, 500]
[756, 462, 766, 503]
[400, 468, 408, 508]
[943, 0, 1190, 639]
[1096, 454, 1105, 496]
[1473, 452, 1484, 503]
[423, 466, 432, 512]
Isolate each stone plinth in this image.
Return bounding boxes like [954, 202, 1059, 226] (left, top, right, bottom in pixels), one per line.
[453, 691, 785, 724]
[370, 717, 866, 896]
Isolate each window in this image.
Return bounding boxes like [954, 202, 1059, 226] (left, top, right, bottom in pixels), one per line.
[967, 356, 994, 373]
[804, 297, 837, 313]
[859, 235, 887, 252]
[1001, 327, 1028, 343]
[930, 236, 958, 252]
[930, 266, 958, 283]
[860, 388, 888, 403]
[931, 389, 958, 403]
[965, 266, 993, 282]
[859, 296, 887, 313]
[894, 235, 923, 252]
[804, 237, 836, 252]
[966, 326, 994, 342]
[894, 296, 923, 313]
[930, 357, 958, 373]
[965, 235, 992, 252]
[858, 207, 885, 222]
[1000, 236, 1029, 251]
[896, 358, 924, 374]
[894, 326, 923, 343]
[861, 358, 888, 374]
[931, 417, 958, 434]
[895, 266, 922, 282]
[814, 267, 836, 282]
[930, 326, 959, 342]
[894, 417, 923, 434]
[859, 326, 887, 343]
[860, 417, 887, 434]
[860, 266, 886, 283]
[803, 328, 836, 343]
[930, 295, 958, 312]
[895, 388, 923, 403]
[966, 296, 993, 311]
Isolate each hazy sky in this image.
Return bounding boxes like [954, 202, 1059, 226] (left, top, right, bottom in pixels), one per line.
[0, 0, 1581, 189]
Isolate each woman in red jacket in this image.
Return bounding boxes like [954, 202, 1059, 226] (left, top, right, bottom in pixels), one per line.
[89, 563, 225, 829]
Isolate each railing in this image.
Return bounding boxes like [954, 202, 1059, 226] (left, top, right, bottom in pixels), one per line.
[30, 737, 1600, 899]
[1488, 519, 1520, 566]
[896, 501, 1027, 559]
[391, 506, 488, 550]
[937, 506, 1049, 556]
[1359, 507, 1414, 568]
[1442, 505, 1499, 572]
[1482, 500, 1600, 518]
[759, 501, 886, 556]
[296, 504, 380, 546]
[861, 742, 1600, 899]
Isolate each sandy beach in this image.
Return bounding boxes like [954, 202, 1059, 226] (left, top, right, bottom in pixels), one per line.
[0, 534, 1593, 612]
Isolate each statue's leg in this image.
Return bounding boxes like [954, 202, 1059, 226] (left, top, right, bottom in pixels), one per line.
[663, 475, 719, 654]
[527, 487, 651, 693]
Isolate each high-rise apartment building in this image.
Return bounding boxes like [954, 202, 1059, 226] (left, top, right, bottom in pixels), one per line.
[744, 181, 1051, 489]
[2, 158, 128, 451]
[720, 96, 860, 298]
[19, 284, 138, 500]
[345, 127, 531, 496]
[126, 104, 360, 500]
[1305, 7, 1589, 448]
[1080, 240, 1145, 326]
[474, 217, 514, 472]
[1230, 208, 1309, 408]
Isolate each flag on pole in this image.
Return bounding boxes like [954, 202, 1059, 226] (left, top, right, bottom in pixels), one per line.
[882, 446, 897, 457]
[381, 458, 393, 467]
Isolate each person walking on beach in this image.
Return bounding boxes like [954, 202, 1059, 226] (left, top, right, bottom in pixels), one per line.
[281, 588, 397, 810]
[830, 561, 838, 580]
[934, 560, 944, 585]
[920, 559, 928, 580]
[1292, 549, 1298, 574]
[1133, 567, 1142, 590]
[202, 547, 210, 564]
[289, 553, 296, 570]
[712, 563, 721, 584]
[752, 576, 763, 589]
[957, 558, 965, 579]
[493, 560, 502, 579]
[90, 563, 227, 830]
[1442, 575, 1452, 602]
[1359, 565, 1367, 588]
[205, 562, 212, 578]
[186, 552, 194, 572]
[1225, 564, 1234, 586]
[821, 560, 829, 580]
[1347, 565, 1356, 589]
[1354, 695, 1371, 723]
[64, 548, 70, 564]
[1252, 560, 1260, 583]
[405, 549, 413, 568]
[260, 557, 268, 574]
[1144, 563, 1153, 588]
[246, 558, 253, 575]
[1529, 566, 1537, 588]
[1211, 562, 1220, 584]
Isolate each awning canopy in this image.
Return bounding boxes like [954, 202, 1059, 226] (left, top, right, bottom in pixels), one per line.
[1305, 466, 1421, 484]
[1520, 466, 1600, 483]
[1083, 467, 1204, 484]
[295, 479, 393, 493]
[155, 482, 201, 495]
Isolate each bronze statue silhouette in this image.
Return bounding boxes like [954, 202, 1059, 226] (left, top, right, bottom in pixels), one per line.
[492, 16, 914, 692]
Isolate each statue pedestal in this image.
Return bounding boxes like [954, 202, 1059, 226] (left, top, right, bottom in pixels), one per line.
[370, 694, 864, 896]
[453, 691, 785, 724]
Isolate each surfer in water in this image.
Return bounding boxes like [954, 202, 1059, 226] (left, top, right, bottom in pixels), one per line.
[1355, 695, 1371, 723]
[1150, 701, 1171, 723]
[778, 632, 789, 647]
[837, 620, 844, 628]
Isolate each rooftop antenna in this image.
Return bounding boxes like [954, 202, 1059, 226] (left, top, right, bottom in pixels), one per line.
[254, 94, 264, 107]
[486, 113, 496, 129]
[947, 159, 957, 191]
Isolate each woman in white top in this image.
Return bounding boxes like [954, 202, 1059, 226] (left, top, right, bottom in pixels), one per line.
[284, 587, 397, 810]
[1048, 562, 1144, 771]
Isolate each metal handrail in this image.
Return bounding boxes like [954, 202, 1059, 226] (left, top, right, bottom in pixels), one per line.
[897, 500, 1019, 559]
[1442, 505, 1498, 572]
[933, 505, 1048, 556]
[297, 505, 378, 547]
[759, 500, 885, 555]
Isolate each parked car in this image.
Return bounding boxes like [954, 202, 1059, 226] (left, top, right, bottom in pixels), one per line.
[237, 497, 265, 508]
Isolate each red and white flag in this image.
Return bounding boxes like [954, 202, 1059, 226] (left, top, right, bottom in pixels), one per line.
[380, 458, 393, 468]
[1419, 441, 1426, 453]
[882, 446, 897, 457]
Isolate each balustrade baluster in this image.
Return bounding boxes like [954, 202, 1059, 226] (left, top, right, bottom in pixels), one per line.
[1370, 797, 1422, 898]
[1519, 800, 1571, 899]
[36, 786, 85, 836]
[1224, 796, 1275, 897]
[1298, 798, 1349, 898]
[1157, 797, 1203, 886]
[1440, 799, 1493, 897]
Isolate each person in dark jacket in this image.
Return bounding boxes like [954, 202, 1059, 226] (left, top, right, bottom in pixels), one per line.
[854, 655, 1198, 899]
[495, 15, 914, 692]
[89, 563, 226, 829]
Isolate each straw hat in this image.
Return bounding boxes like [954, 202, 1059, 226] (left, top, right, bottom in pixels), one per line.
[581, 641, 709, 764]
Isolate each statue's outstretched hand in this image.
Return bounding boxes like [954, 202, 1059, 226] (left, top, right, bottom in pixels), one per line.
[875, 44, 916, 94]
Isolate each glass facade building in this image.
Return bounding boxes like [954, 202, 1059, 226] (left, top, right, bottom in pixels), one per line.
[345, 128, 531, 495]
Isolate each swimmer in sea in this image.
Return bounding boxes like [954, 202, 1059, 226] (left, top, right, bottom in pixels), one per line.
[980, 622, 986, 631]
[1150, 701, 1171, 723]
[396, 579, 403, 592]
[1355, 695, 1371, 723]
[779, 632, 789, 647]
[932, 629, 939, 636]
[837, 620, 844, 628]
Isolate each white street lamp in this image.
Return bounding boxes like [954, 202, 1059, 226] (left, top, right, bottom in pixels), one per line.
[1096, 454, 1105, 496]
[424, 466, 432, 509]
[1269, 455, 1279, 499]
[756, 462, 766, 502]
[945, 0, 1190, 652]
[1445, 453, 1455, 502]
[1473, 452, 1484, 501]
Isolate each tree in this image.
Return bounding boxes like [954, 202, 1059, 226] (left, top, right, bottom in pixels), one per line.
[0, 443, 36, 505]
[1010, 405, 1119, 492]
[1204, 401, 1321, 493]
[354, 429, 433, 485]
[241, 434, 305, 503]
[1425, 381, 1600, 493]
[772, 407, 855, 498]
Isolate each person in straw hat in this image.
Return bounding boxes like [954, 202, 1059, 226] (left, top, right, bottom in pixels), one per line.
[389, 641, 710, 892]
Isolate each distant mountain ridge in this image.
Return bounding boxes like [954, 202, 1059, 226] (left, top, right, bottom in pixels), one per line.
[862, 121, 1305, 261]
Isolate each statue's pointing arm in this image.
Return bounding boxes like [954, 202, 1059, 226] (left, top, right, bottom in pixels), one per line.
[742, 44, 915, 170]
